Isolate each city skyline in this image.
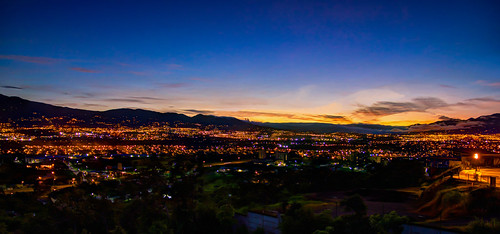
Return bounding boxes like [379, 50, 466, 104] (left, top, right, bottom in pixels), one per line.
[1, 0, 499, 126]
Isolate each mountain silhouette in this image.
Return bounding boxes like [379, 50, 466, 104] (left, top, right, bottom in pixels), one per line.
[0, 94, 258, 130]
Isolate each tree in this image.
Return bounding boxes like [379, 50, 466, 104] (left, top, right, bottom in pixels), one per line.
[369, 211, 409, 234]
[466, 218, 500, 234]
[330, 214, 372, 234]
[280, 203, 334, 234]
[340, 194, 366, 216]
[217, 204, 235, 232]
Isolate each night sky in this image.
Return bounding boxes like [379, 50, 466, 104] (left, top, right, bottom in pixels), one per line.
[1, 0, 499, 125]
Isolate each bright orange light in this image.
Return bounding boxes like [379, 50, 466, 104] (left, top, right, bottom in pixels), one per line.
[474, 153, 479, 159]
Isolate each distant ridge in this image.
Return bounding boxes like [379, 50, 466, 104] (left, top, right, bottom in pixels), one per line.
[408, 113, 500, 134]
[0, 94, 259, 130]
[1, 94, 498, 134]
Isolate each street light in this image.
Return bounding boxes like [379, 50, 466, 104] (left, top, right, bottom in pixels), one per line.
[473, 153, 480, 181]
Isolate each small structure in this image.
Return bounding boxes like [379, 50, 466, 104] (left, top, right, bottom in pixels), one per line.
[274, 152, 288, 161]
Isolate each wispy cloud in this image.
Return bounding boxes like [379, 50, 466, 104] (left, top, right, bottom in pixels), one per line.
[82, 103, 108, 108]
[235, 111, 297, 119]
[353, 96, 500, 124]
[0, 54, 63, 64]
[302, 114, 351, 123]
[464, 97, 500, 103]
[101, 96, 169, 104]
[72, 92, 98, 99]
[476, 80, 500, 87]
[439, 84, 456, 89]
[128, 96, 166, 101]
[217, 110, 351, 124]
[319, 114, 347, 120]
[354, 97, 449, 117]
[316, 115, 351, 122]
[158, 83, 188, 88]
[102, 98, 149, 104]
[70, 67, 99, 73]
[183, 109, 215, 115]
[166, 64, 183, 70]
[0, 85, 23, 90]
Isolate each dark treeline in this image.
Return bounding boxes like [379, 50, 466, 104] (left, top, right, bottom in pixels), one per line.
[0, 153, 427, 234]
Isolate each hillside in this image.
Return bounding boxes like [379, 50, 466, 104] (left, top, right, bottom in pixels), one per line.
[0, 94, 259, 130]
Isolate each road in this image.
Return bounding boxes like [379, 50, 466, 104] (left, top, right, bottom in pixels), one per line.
[203, 159, 253, 167]
[455, 168, 500, 185]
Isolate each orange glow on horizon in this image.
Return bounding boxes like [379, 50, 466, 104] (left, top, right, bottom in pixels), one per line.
[214, 110, 443, 126]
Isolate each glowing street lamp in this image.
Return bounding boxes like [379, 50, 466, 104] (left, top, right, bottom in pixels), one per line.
[474, 153, 480, 175]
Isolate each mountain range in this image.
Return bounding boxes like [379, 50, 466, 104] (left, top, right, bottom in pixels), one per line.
[0, 94, 257, 130]
[1, 94, 498, 134]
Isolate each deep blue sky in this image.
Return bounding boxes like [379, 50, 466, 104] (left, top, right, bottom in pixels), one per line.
[1, 0, 499, 125]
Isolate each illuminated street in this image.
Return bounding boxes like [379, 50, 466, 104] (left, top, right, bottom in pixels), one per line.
[455, 168, 500, 185]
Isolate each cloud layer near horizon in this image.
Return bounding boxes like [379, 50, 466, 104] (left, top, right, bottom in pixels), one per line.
[1, 58, 499, 126]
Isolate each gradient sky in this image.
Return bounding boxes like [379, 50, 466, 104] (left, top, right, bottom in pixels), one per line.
[1, 0, 499, 125]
